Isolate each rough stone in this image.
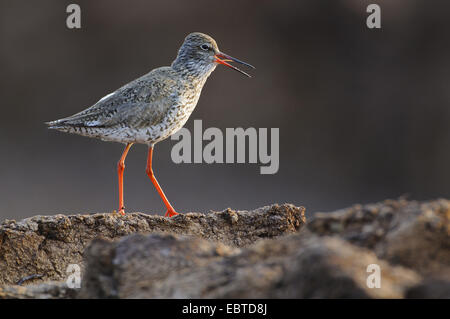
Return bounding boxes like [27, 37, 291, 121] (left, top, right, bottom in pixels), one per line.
[78, 232, 420, 298]
[0, 204, 305, 285]
[1, 199, 449, 299]
[308, 199, 450, 277]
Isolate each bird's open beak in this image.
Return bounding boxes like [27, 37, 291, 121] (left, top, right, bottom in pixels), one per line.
[214, 52, 255, 78]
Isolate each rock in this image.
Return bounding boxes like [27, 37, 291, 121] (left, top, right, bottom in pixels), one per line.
[0, 282, 76, 299]
[0, 204, 305, 286]
[308, 199, 450, 277]
[405, 279, 450, 299]
[272, 233, 421, 298]
[80, 234, 240, 298]
[78, 232, 420, 298]
[1, 199, 449, 299]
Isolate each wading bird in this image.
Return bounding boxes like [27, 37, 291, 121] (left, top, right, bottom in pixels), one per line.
[47, 32, 254, 217]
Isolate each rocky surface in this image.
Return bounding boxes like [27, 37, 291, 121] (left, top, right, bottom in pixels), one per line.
[0, 281, 77, 299]
[0, 204, 305, 286]
[307, 198, 450, 277]
[0, 199, 449, 298]
[405, 279, 450, 299]
[78, 232, 420, 298]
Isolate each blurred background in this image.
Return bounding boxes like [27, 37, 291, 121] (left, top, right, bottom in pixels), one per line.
[1, 0, 449, 220]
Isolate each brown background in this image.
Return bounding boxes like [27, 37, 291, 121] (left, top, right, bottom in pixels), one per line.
[1, 0, 449, 220]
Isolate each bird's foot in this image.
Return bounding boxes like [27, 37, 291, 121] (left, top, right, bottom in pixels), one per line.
[164, 209, 179, 218]
[112, 208, 126, 216]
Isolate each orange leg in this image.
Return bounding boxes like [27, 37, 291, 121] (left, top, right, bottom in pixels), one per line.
[146, 145, 179, 217]
[117, 143, 133, 215]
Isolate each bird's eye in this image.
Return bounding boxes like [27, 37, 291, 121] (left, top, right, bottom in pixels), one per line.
[200, 44, 210, 51]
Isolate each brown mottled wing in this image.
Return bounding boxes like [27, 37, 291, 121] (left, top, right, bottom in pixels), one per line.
[47, 67, 178, 130]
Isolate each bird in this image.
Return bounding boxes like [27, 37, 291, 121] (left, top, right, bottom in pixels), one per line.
[46, 32, 254, 217]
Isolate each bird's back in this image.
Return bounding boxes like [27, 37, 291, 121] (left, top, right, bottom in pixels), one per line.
[47, 66, 200, 144]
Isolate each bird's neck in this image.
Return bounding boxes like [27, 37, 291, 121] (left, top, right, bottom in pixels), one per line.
[171, 59, 216, 86]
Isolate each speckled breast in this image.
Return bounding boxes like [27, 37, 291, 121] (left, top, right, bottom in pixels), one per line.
[131, 89, 201, 145]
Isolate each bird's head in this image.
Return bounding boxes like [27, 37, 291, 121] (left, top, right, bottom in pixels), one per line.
[172, 32, 254, 78]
